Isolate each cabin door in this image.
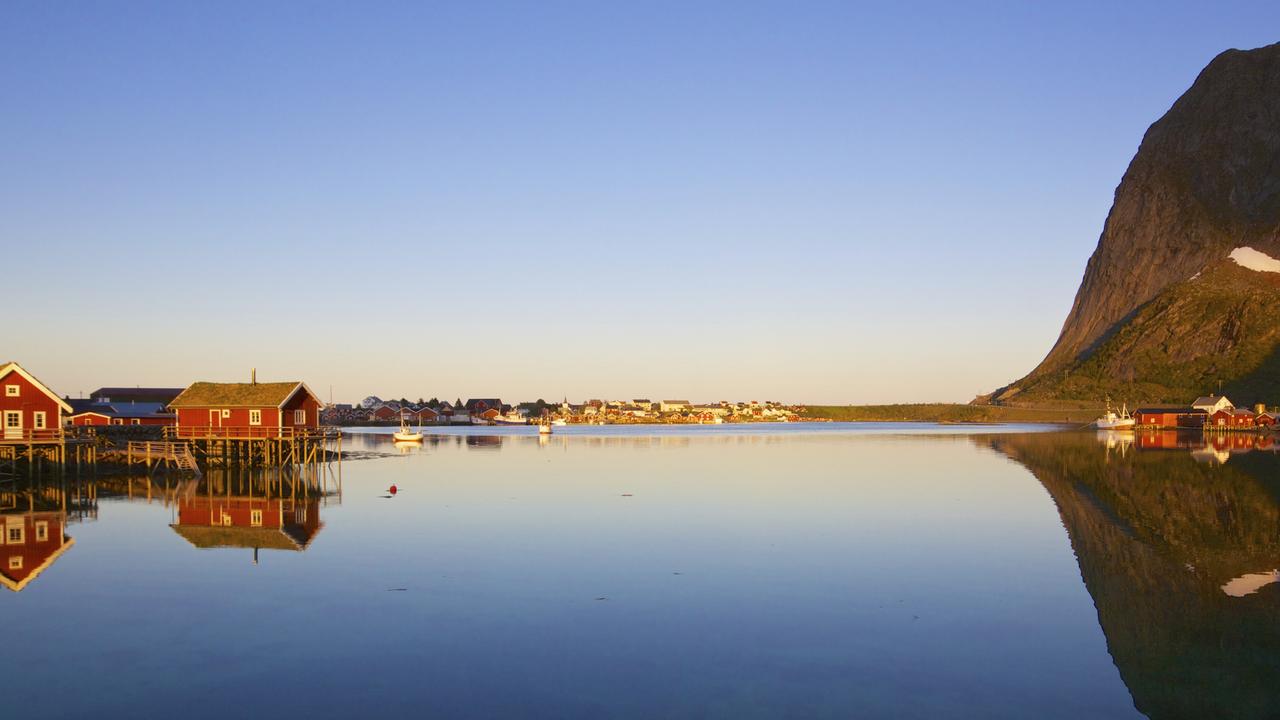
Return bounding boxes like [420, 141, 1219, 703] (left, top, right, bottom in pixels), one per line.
[3, 411, 21, 440]
[209, 409, 221, 429]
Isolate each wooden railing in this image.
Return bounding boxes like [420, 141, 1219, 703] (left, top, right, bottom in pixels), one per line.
[164, 426, 341, 441]
[0, 427, 76, 443]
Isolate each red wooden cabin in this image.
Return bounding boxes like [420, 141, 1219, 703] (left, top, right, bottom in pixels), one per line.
[169, 380, 323, 439]
[0, 362, 73, 442]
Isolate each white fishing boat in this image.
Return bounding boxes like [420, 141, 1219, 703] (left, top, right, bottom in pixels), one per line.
[538, 410, 553, 435]
[551, 419, 567, 427]
[392, 416, 423, 442]
[1094, 401, 1135, 430]
[492, 412, 528, 426]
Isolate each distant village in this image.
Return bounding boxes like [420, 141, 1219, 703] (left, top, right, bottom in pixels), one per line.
[322, 397, 808, 426]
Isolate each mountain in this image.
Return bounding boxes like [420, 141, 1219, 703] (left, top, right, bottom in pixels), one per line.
[990, 42, 1280, 405]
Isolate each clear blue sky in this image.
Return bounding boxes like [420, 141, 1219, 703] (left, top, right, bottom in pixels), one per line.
[3, 2, 1277, 404]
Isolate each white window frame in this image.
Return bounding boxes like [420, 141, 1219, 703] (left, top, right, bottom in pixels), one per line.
[33, 411, 46, 430]
[130, 418, 140, 426]
[222, 409, 231, 419]
[4, 384, 18, 397]
[7, 525, 23, 544]
[8, 556, 21, 570]
[249, 409, 262, 426]
[294, 409, 306, 424]
[250, 509, 263, 527]
[35, 522, 48, 542]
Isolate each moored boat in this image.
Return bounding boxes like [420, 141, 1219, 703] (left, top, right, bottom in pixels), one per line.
[392, 416, 424, 442]
[1095, 402, 1135, 430]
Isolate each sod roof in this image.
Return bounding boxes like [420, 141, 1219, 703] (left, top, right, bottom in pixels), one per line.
[170, 524, 320, 551]
[169, 381, 303, 408]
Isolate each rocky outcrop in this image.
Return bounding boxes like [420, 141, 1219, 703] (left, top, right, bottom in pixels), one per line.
[993, 42, 1280, 403]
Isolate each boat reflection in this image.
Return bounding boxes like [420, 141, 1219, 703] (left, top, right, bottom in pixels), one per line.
[988, 432, 1280, 719]
[0, 478, 75, 592]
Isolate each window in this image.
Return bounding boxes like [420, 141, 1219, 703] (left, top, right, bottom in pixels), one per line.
[130, 419, 140, 426]
[250, 509, 263, 527]
[4, 385, 18, 397]
[220, 512, 232, 527]
[295, 507, 307, 524]
[112, 418, 123, 425]
[33, 412, 45, 429]
[8, 557, 21, 570]
[294, 409, 306, 424]
[35, 522, 48, 542]
[7, 525, 23, 544]
[222, 409, 231, 419]
[249, 410, 262, 426]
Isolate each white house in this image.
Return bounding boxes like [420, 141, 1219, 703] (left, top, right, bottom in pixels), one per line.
[1192, 395, 1234, 415]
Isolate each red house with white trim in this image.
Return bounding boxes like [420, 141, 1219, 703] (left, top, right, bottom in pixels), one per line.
[0, 362, 73, 442]
[169, 379, 323, 439]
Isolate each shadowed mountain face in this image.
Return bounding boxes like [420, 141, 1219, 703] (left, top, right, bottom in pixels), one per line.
[993, 42, 1280, 404]
[984, 432, 1280, 719]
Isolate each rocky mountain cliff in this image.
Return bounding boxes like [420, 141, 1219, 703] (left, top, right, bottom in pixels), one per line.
[991, 42, 1280, 405]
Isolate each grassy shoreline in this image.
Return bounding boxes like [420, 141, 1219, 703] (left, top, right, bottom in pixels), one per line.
[800, 404, 1101, 425]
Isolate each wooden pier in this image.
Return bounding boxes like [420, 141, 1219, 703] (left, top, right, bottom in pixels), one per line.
[0, 428, 97, 477]
[126, 440, 202, 478]
[163, 425, 341, 470]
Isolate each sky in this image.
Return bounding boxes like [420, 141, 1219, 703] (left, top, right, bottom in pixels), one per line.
[3, 2, 1278, 405]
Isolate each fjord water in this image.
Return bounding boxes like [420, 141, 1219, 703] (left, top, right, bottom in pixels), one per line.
[4, 425, 1279, 718]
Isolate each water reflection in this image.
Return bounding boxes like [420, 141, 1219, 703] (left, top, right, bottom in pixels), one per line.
[0, 478, 74, 592]
[170, 469, 333, 562]
[986, 432, 1280, 719]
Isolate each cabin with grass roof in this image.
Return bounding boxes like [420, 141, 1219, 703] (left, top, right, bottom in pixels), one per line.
[170, 375, 323, 439]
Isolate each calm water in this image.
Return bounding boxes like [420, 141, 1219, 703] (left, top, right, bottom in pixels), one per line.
[4, 423, 1279, 718]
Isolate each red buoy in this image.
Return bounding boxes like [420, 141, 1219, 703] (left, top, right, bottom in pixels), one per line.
[389, 485, 398, 495]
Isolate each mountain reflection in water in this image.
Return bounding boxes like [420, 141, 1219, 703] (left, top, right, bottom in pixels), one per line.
[4, 425, 1280, 718]
[984, 431, 1280, 720]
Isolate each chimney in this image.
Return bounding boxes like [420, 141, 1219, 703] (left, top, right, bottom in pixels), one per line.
[251, 368, 257, 385]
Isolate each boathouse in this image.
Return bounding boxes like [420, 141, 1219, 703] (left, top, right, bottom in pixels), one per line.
[0, 362, 73, 441]
[1211, 407, 1257, 428]
[169, 378, 323, 439]
[1133, 407, 1206, 429]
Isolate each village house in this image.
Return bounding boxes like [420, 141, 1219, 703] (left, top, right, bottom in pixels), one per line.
[89, 387, 184, 406]
[169, 377, 323, 439]
[411, 406, 440, 423]
[68, 401, 175, 427]
[0, 362, 73, 441]
[368, 404, 399, 422]
[1192, 395, 1234, 415]
[660, 400, 691, 413]
[465, 399, 503, 421]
